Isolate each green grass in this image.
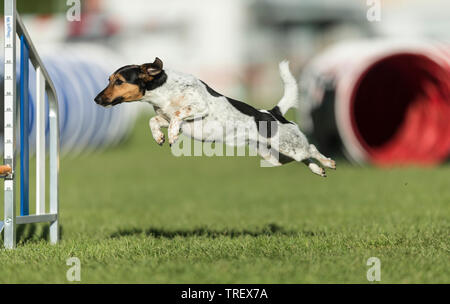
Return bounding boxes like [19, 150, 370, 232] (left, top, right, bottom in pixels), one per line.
[1, 116, 449, 283]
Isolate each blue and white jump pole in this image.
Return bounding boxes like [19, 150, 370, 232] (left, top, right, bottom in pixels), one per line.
[1, 0, 60, 249]
[0, 1, 143, 249]
[20, 35, 29, 217]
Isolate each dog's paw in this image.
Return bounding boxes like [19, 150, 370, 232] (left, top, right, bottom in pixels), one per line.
[168, 134, 179, 146]
[320, 158, 336, 170]
[319, 168, 327, 177]
[155, 133, 165, 146]
[307, 162, 327, 177]
[326, 159, 336, 170]
[152, 131, 165, 146]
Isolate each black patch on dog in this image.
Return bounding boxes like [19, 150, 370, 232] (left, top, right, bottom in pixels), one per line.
[114, 65, 167, 93]
[200, 81, 294, 137]
[144, 71, 167, 91]
[227, 98, 278, 138]
[113, 65, 140, 75]
[269, 106, 292, 124]
[114, 65, 141, 89]
[201, 81, 222, 98]
[278, 152, 295, 164]
[200, 80, 277, 137]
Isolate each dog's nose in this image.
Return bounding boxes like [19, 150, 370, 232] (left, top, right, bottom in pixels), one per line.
[94, 95, 103, 105]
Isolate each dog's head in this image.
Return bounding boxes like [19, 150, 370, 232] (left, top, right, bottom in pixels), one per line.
[94, 57, 166, 107]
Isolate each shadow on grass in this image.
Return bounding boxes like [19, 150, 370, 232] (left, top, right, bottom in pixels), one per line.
[15, 224, 63, 245]
[16, 223, 40, 244]
[110, 223, 324, 239]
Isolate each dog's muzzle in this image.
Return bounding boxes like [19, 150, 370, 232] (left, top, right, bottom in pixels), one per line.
[94, 89, 109, 106]
[94, 93, 123, 107]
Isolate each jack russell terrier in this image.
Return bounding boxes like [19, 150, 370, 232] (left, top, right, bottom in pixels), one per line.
[94, 58, 335, 176]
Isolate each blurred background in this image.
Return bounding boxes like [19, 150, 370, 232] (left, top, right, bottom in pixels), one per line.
[1, 0, 450, 165]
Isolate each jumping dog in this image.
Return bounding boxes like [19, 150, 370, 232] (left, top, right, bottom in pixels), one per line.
[94, 58, 335, 176]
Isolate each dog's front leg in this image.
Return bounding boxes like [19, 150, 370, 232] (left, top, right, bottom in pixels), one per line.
[149, 115, 169, 145]
[168, 105, 207, 145]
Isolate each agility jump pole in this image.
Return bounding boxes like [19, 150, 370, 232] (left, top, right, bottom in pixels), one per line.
[1, 0, 60, 249]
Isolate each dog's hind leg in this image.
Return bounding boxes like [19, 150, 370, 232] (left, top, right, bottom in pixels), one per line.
[308, 144, 336, 170]
[274, 129, 329, 176]
[274, 143, 327, 177]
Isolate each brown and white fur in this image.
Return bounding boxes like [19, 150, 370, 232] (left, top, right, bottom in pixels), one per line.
[94, 58, 336, 176]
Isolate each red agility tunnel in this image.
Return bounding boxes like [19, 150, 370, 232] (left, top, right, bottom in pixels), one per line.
[299, 40, 450, 166]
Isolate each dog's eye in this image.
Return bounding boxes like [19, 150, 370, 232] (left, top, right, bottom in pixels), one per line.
[115, 79, 123, 86]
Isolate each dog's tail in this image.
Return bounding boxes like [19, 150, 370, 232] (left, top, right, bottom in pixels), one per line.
[276, 60, 299, 115]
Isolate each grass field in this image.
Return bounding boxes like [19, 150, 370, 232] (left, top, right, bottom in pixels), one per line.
[1, 116, 449, 283]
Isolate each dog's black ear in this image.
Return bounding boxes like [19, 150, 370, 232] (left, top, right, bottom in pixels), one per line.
[152, 57, 163, 70]
[141, 57, 163, 77]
